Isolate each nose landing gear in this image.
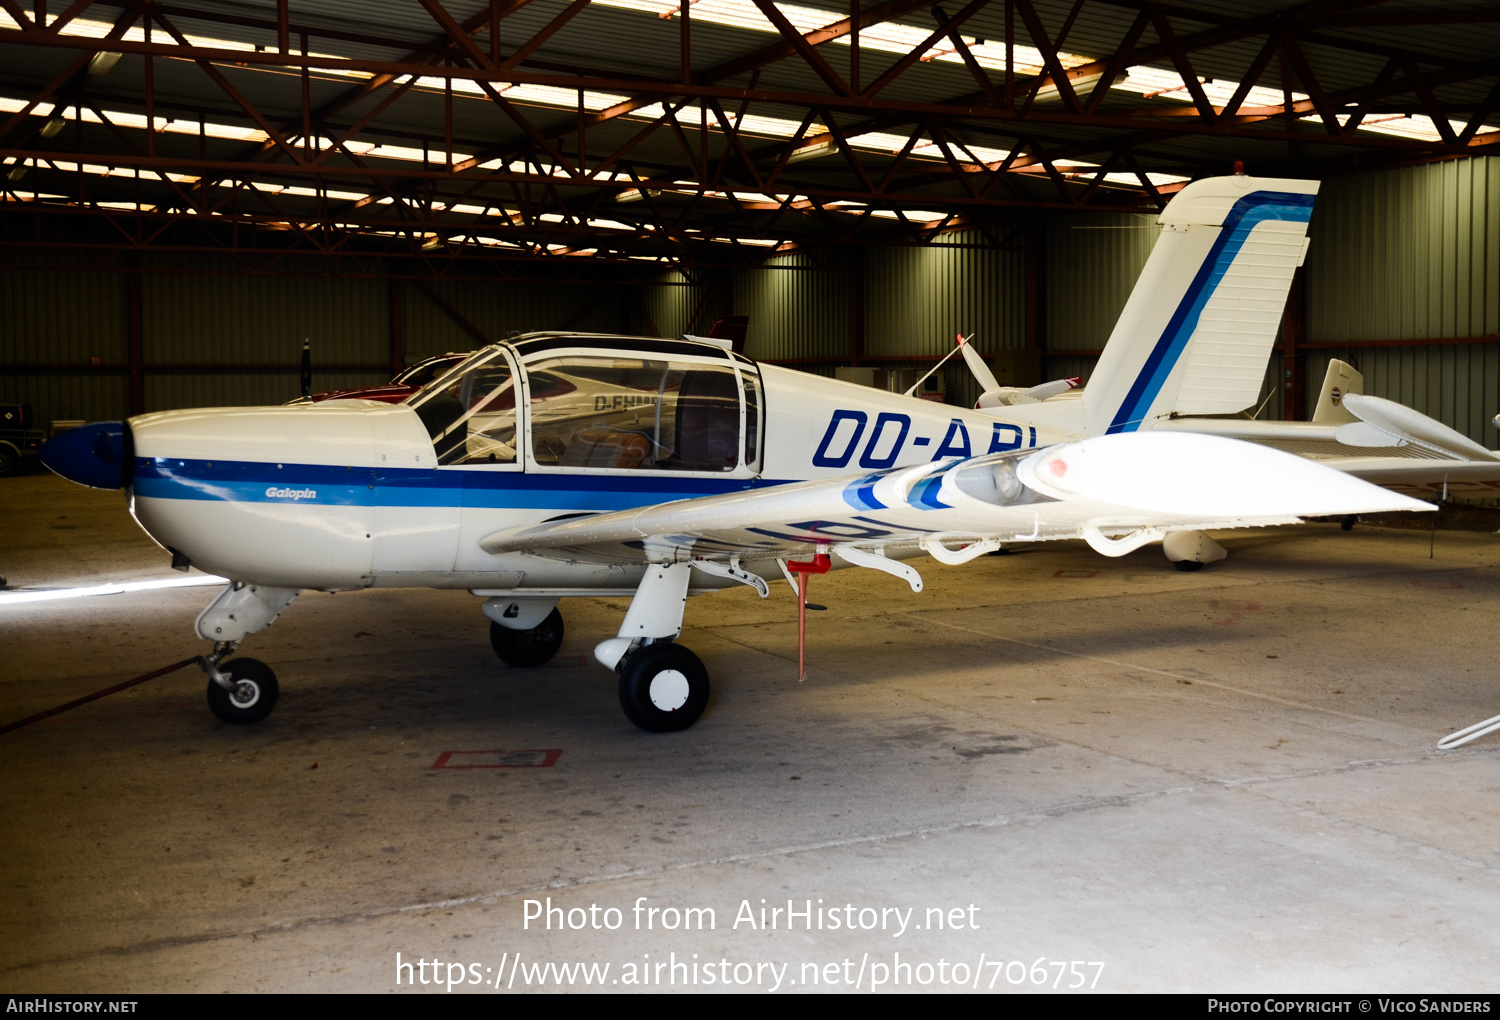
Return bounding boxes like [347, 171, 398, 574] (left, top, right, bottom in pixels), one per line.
[203, 650, 280, 724]
[195, 582, 299, 724]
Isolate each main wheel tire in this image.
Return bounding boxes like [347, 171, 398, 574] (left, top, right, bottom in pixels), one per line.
[490, 608, 565, 667]
[1174, 559, 1205, 572]
[206, 657, 279, 724]
[618, 643, 709, 733]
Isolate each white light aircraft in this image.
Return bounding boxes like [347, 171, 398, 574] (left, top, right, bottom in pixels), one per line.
[39, 175, 1450, 732]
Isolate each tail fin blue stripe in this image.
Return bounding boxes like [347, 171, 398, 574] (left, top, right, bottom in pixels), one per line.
[1105, 191, 1316, 434]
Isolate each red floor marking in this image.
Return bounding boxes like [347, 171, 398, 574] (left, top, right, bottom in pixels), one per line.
[431, 749, 563, 769]
[1053, 569, 1099, 579]
[1412, 580, 1464, 589]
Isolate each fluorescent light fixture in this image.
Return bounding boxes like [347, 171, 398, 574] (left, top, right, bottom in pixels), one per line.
[85, 51, 122, 77]
[1034, 71, 1103, 103]
[786, 138, 835, 163]
[38, 115, 66, 139]
[616, 187, 661, 203]
[0, 573, 227, 607]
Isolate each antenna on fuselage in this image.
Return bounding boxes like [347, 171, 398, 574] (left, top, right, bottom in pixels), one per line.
[903, 333, 974, 398]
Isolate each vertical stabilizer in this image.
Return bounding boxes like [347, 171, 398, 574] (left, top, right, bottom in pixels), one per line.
[1084, 175, 1319, 435]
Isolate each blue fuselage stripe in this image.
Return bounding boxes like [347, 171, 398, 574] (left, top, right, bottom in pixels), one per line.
[132, 457, 784, 511]
[1106, 191, 1315, 434]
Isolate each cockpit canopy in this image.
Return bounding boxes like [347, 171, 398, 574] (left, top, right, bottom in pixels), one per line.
[405, 334, 762, 474]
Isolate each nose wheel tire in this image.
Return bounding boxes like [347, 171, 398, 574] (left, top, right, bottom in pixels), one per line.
[618, 643, 709, 733]
[206, 657, 279, 724]
[490, 608, 566, 667]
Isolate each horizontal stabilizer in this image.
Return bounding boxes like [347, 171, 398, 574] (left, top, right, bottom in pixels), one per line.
[1342, 394, 1500, 462]
[977, 377, 1081, 408]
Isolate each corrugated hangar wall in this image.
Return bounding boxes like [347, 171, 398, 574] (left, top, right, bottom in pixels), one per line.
[1, 158, 1495, 439]
[1304, 157, 1500, 444]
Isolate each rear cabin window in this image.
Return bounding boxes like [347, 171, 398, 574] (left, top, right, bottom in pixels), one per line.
[526, 356, 742, 472]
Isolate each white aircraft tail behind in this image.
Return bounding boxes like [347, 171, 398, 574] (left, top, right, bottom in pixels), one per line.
[1311, 358, 1363, 424]
[1084, 174, 1318, 434]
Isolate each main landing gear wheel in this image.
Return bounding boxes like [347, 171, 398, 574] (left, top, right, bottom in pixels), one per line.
[490, 608, 565, 667]
[1174, 560, 1205, 572]
[206, 657, 279, 724]
[618, 643, 710, 733]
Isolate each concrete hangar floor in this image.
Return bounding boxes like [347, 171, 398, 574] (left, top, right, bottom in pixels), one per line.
[2, 468, 1498, 995]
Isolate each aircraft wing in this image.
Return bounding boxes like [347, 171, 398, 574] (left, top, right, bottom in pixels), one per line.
[480, 432, 1430, 570]
[1155, 394, 1500, 500]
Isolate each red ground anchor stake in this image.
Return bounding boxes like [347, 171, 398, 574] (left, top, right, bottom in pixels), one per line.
[786, 551, 831, 681]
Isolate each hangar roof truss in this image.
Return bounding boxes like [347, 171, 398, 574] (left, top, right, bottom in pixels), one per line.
[0, 0, 1496, 273]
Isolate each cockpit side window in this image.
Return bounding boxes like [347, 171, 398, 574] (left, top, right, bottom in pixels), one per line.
[526, 355, 742, 472]
[741, 368, 763, 471]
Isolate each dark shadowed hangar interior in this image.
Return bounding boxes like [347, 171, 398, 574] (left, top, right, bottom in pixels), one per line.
[3, 0, 1500, 994]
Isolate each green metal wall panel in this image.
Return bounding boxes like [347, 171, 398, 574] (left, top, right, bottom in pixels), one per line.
[733, 255, 850, 362]
[1307, 158, 1500, 344]
[1, 372, 128, 429]
[1045, 213, 1158, 352]
[863, 230, 1025, 358]
[0, 258, 127, 365]
[402, 278, 624, 359]
[143, 370, 387, 413]
[140, 259, 388, 368]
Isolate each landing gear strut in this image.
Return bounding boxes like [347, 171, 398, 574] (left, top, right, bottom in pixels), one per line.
[596, 562, 711, 732]
[195, 583, 299, 725]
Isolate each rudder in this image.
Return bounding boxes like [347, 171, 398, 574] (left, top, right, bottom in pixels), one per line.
[1084, 175, 1319, 435]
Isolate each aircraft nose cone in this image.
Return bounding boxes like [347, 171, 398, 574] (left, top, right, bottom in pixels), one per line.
[39, 421, 131, 489]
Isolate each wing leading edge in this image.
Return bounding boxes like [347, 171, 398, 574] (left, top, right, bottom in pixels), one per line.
[480, 433, 1430, 567]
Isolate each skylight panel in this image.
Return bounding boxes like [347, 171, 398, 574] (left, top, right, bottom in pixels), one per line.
[1320, 111, 1498, 142]
[1112, 66, 1308, 108]
[589, 0, 1084, 75]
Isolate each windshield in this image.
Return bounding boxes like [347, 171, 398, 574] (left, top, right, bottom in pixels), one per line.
[404, 348, 504, 407]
